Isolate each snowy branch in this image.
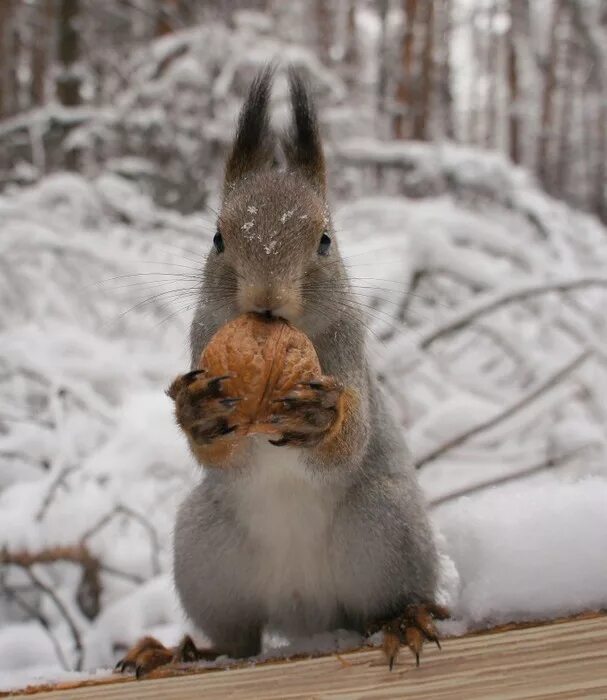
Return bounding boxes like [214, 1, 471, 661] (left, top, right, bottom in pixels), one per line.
[418, 277, 607, 349]
[35, 466, 80, 522]
[0, 578, 70, 671]
[415, 350, 591, 469]
[80, 505, 161, 576]
[0, 546, 96, 670]
[429, 446, 590, 507]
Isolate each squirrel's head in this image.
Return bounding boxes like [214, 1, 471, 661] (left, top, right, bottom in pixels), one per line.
[199, 66, 349, 339]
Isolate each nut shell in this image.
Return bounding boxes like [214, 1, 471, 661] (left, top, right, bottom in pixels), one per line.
[198, 313, 321, 435]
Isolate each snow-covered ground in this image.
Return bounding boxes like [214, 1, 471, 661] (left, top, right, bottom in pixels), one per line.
[1, 147, 607, 691]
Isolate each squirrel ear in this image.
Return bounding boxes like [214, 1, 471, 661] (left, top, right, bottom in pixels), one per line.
[281, 68, 326, 197]
[223, 65, 276, 193]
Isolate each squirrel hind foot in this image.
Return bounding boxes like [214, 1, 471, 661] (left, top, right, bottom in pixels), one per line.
[114, 635, 222, 679]
[368, 602, 449, 670]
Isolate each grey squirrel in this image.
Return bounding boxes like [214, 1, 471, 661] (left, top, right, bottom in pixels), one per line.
[116, 66, 447, 679]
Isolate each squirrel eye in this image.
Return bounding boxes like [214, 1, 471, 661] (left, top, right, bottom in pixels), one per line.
[318, 232, 331, 256]
[213, 230, 224, 254]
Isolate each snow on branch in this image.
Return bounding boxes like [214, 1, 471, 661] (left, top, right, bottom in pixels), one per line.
[417, 277, 607, 350]
[0, 545, 100, 670]
[414, 350, 591, 469]
[429, 445, 592, 507]
[80, 505, 162, 577]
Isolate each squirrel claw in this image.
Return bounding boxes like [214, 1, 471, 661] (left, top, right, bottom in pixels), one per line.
[168, 371, 242, 447]
[182, 369, 206, 384]
[268, 430, 323, 447]
[267, 375, 342, 447]
[369, 602, 449, 670]
[305, 379, 324, 389]
[268, 437, 288, 446]
[115, 635, 222, 679]
[205, 375, 232, 395]
[219, 397, 241, 407]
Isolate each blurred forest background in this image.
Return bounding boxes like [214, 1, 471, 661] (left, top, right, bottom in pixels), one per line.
[0, 0, 606, 219]
[1, 0, 607, 689]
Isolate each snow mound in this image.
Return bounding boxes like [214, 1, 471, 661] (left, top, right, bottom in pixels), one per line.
[437, 478, 607, 630]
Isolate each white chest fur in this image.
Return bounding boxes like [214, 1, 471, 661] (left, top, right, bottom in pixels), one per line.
[233, 438, 338, 634]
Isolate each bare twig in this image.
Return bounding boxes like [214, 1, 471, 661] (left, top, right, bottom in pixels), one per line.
[563, 0, 607, 89]
[1, 545, 143, 668]
[23, 567, 85, 671]
[1, 545, 97, 569]
[80, 504, 161, 575]
[35, 465, 79, 521]
[418, 277, 607, 349]
[0, 545, 102, 623]
[429, 446, 590, 507]
[99, 563, 145, 585]
[472, 322, 528, 369]
[396, 269, 426, 325]
[0, 411, 54, 429]
[415, 350, 591, 469]
[0, 578, 70, 670]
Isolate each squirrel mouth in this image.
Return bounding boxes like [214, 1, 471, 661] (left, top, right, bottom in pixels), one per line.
[237, 298, 302, 325]
[260, 309, 277, 321]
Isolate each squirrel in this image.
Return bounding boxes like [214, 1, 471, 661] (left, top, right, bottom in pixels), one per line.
[116, 66, 447, 679]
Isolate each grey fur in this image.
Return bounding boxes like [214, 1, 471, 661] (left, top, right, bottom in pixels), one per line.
[173, 68, 438, 657]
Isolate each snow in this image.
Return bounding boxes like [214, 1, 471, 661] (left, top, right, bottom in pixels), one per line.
[1, 145, 607, 691]
[436, 478, 607, 632]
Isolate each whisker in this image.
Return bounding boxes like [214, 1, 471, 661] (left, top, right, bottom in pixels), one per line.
[156, 295, 236, 330]
[305, 284, 440, 318]
[153, 302, 199, 329]
[92, 272, 202, 287]
[114, 287, 204, 321]
[304, 296, 386, 348]
[101, 279, 199, 293]
[306, 280, 455, 310]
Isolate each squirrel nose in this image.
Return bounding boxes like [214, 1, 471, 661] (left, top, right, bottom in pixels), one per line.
[251, 289, 283, 313]
[238, 284, 301, 321]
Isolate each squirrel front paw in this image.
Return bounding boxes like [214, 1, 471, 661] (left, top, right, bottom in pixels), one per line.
[167, 370, 240, 445]
[262, 376, 344, 448]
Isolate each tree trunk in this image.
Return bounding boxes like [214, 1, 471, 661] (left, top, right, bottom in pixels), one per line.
[563, 0, 607, 222]
[393, 0, 418, 139]
[412, 1, 434, 140]
[56, 0, 81, 107]
[376, 0, 390, 138]
[30, 0, 54, 107]
[314, 0, 333, 64]
[342, 0, 358, 86]
[537, 1, 563, 192]
[155, 0, 180, 37]
[555, 11, 574, 196]
[596, 99, 607, 223]
[485, 0, 499, 148]
[467, 7, 482, 144]
[0, 1, 12, 117]
[507, 0, 520, 163]
[437, 0, 454, 139]
[0, 0, 20, 117]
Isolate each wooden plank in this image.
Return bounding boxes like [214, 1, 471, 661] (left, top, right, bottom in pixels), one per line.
[10, 615, 607, 699]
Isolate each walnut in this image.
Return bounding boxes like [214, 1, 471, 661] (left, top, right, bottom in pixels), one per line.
[198, 312, 321, 435]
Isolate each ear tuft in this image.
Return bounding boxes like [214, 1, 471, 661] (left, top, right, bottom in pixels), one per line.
[282, 68, 326, 196]
[224, 65, 275, 192]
